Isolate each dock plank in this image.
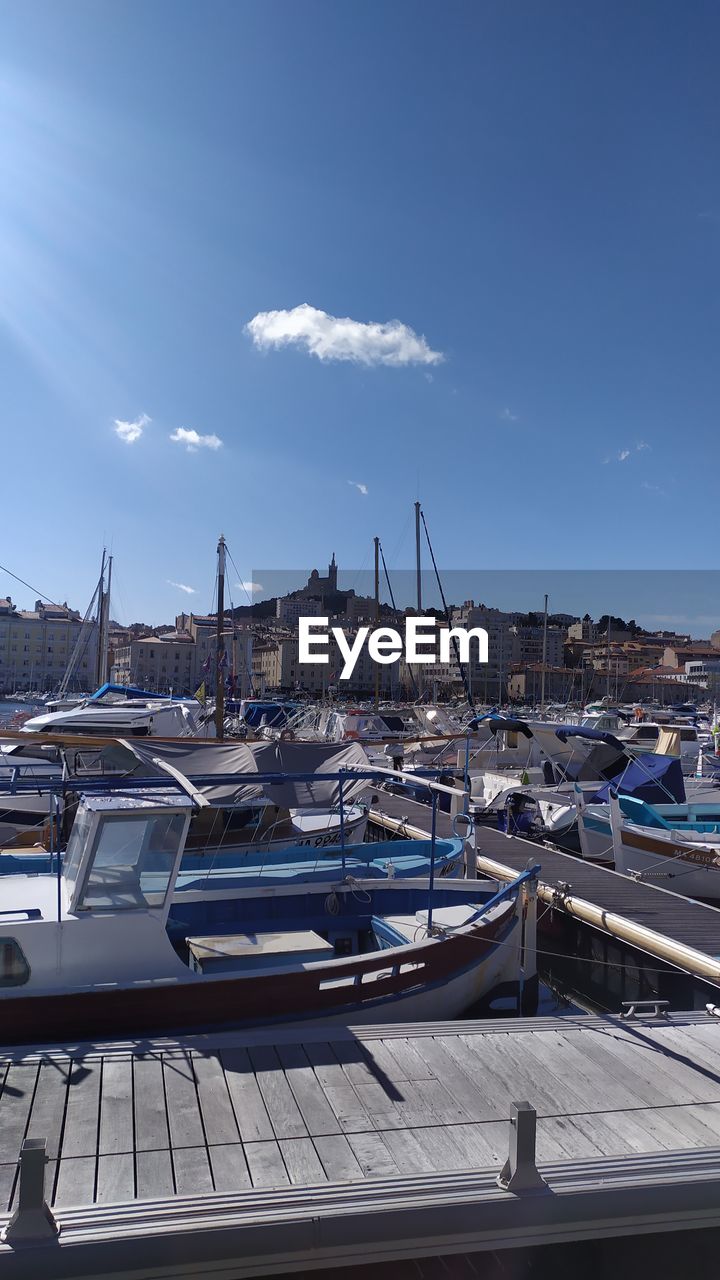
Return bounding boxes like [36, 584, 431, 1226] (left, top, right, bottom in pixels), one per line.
[193, 1053, 240, 1146]
[98, 1058, 133, 1156]
[208, 1143, 252, 1191]
[313, 1133, 364, 1182]
[275, 1044, 341, 1137]
[221, 1047, 275, 1143]
[96, 1151, 134, 1204]
[172, 1145, 213, 1195]
[59, 1060, 101, 1160]
[244, 1140, 289, 1188]
[248, 1045, 308, 1140]
[136, 1148, 175, 1199]
[279, 1137, 328, 1185]
[25, 1060, 71, 1162]
[133, 1056, 170, 1153]
[54, 1156, 96, 1208]
[162, 1053, 205, 1149]
[0, 1063, 39, 1158]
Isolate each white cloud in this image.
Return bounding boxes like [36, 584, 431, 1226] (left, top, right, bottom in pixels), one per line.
[167, 580, 195, 594]
[246, 303, 443, 367]
[641, 480, 665, 495]
[235, 580, 263, 594]
[604, 442, 648, 464]
[500, 407, 519, 423]
[348, 480, 369, 496]
[169, 427, 223, 452]
[114, 413, 150, 444]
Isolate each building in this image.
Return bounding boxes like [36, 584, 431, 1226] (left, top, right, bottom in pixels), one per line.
[509, 624, 564, 669]
[275, 596, 324, 627]
[0, 597, 98, 693]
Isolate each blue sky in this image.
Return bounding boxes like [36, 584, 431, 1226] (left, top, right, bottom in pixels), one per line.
[1, 0, 719, 629]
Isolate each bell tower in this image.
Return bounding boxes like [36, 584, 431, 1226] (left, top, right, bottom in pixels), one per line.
[328, 553, 338, 591]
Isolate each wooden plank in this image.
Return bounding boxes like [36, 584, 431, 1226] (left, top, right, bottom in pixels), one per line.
[418, 1038, 498, 1121]
[59, 1060, 101, 1160]
[379, 1127, 437, 1174]
[382, 1037, 436, 1081]
[162, 1052, 205, 1149]
[24, 1060, 71, 1161]
[193, 1054, 240, 1146]
[0, 1164, 16, 1214]
[279, 1137, 328, 1185]
[96, 1152, 135, 1203]
[208, 1143, 252, 1191]
[303, 1042, 374, 1134]
[247, 1045, 308, 1141]
[98, 1058, 133, 1156]
[409, 1124, 472, 1172]
[136, 1148, 174, 1200]
[275, 1044, 341, 1137]
[133, 1056, 170, 1153]
[172, 1145, 213, 1195]
[523, 1030, 648, 1113]
[0, 1063, 39, 1160]
[54, 1156, 96, 1208]
[442, 1122, 505, 1169]
[313, 1133, 364, 1182]
[244, 1140, 289, 1188]
[220, 1047, 274, 1143]
[539, 1115, 610, 1160]
[565, 1112, 636, 1158]
[557, 1028, 679, 1108]
[346, 1130, 402, 1178]
[585, 1028, 719, 1105]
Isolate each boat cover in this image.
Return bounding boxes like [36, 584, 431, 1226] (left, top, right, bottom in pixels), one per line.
[122, 738, 372, 809]
[591, 753, 686, 806]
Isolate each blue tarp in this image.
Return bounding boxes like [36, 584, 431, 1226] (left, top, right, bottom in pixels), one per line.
[242, 702, 288, 728]
[555, 725, 624, 750]
[590, 752, 686, 805]
[88, 683, 195, 703]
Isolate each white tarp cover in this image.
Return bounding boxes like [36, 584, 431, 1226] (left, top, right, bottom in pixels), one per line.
[122, 738, 372, 809]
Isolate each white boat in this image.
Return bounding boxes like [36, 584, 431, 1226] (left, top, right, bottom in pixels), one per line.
[605, 790, 720, 898]
[0, 786, 539, 1043]
[21, 683, 215, 739]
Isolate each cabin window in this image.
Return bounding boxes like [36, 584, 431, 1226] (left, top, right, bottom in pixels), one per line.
[0, 938, 30, 987]
[79, 811, 187, 911]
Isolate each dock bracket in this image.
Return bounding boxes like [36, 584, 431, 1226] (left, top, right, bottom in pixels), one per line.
[496, 1101, 547, 1193]
[620, 1000, 670, 1021]
[1, 1139, 59, 1246]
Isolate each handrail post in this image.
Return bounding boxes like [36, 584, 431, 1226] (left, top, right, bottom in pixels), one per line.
[339, 771, 346, 878]
[426, 790, 438, 933]
[1, 1139, 59, 1244]
[497, 1102, 547, 1192]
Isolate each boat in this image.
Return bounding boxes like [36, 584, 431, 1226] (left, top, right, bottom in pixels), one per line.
[20, 682, 216, 739]
[602, 790, 720, 898]
[0, 786, 539, 1043]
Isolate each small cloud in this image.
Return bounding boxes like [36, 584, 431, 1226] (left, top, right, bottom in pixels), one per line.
[618, 449, 630, 462]
[636, 440, 650, 452]
[246, 303, 443, 367]
[167, 580, 195, 594]
[348, 480, 369, 496]
[500, 407, 519, 423]
[169, 427, 223, 452]
[605, 440, 651, 464]
[236, 580, 263, 594]
[424, 372, 434, 383]
[114, 413, 150, 444]
[641, 480, 665, 495]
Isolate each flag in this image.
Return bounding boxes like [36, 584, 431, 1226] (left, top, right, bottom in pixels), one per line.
[218, 648, 228, 671]
[194, 681, 206, 706]
[202, 653, 212, 674]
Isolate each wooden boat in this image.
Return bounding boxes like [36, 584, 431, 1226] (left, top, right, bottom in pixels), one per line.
[607, 791, 720, 899]
[0, 788, 539, 1044]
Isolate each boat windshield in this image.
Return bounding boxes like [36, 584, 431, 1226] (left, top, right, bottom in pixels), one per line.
[71, 810, 187, 911]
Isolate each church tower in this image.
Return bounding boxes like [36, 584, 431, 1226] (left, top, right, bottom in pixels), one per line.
[328, 553, 338, 592]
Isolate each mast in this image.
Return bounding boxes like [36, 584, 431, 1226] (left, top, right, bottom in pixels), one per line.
[215, 534, 226, 740]
[414, 501, 422, 612]
[540, 593, 548, 711]
[95, 549, 107, 688]
[374, 536, 380, 710]
[606, 617, 611, 700]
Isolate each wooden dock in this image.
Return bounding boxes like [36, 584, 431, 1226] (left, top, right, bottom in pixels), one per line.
[368, 791, 720, 986]
[4, 1012, 720, 1274]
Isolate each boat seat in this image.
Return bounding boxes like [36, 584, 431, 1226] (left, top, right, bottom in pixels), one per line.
[415, 904, 479, 930]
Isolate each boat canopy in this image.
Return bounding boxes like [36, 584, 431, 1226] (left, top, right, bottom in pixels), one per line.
[469, 715, 533, 738]
[555, 725, 625, 751]
[88, 683, 196, 704]
[590, 752, 686, 806]
[123, 738, 372, 809]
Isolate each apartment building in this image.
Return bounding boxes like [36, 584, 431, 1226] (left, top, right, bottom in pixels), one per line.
[0, 597, 97, 693]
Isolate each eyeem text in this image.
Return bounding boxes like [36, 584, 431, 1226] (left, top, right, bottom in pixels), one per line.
[298, 617, 489, 681]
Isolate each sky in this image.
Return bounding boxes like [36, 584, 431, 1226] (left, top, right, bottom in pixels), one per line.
[1, 0, 719, 631]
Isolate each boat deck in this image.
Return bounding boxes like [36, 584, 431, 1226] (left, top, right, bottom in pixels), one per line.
[4, 1012, 720, 1273]
[367, 790, 720, 970]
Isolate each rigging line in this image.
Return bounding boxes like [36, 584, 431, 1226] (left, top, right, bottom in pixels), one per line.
[0, 562, 66, 610]
[419, 509, 476, 713]
[379, 540, 418, 700]
[225, 546, 256, 609]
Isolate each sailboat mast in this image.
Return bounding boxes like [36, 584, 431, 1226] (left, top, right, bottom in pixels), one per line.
[540, 593, 548, 711]
[374, 536, 380, 710]
[100, 555, 113, 686]
[215, 535, 226, 740]
[95, 549, 107, 688]
[414, 501, 422, 612]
